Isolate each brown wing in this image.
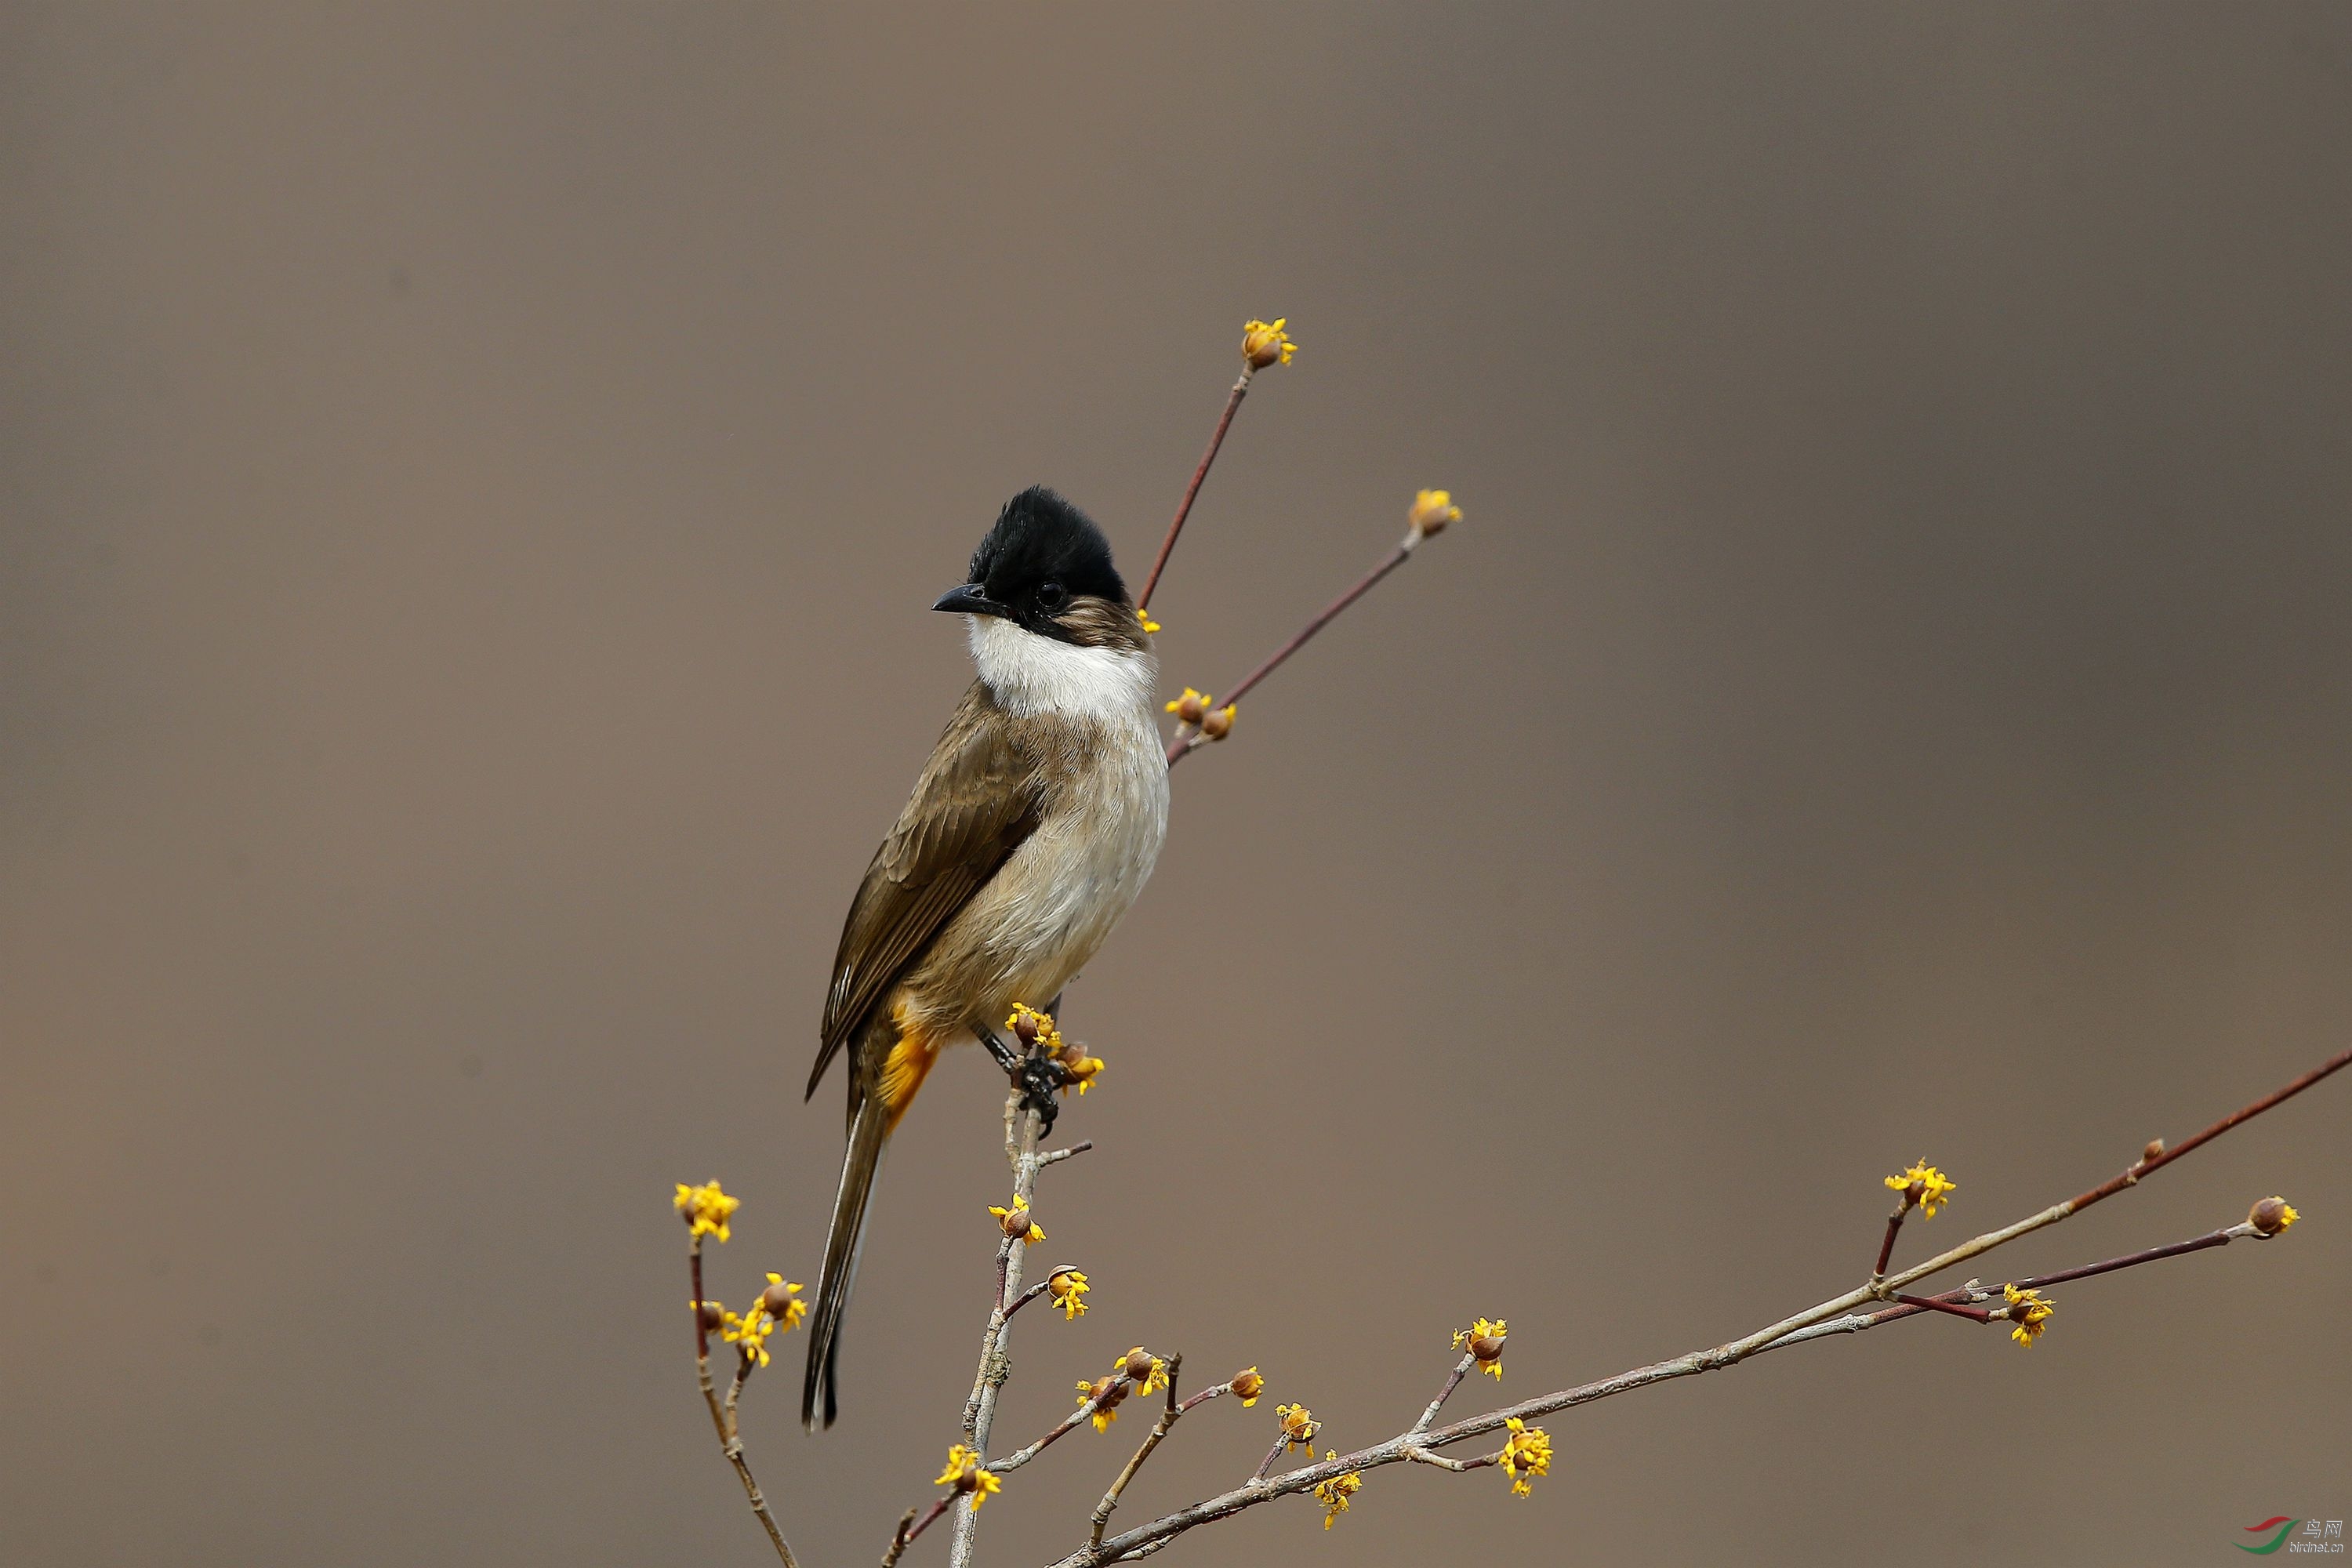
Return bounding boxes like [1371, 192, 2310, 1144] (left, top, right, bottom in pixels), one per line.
[808, 684, 1044, 1102]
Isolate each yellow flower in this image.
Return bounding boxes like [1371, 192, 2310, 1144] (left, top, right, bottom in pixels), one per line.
[1276, 1402, 1319, 1452]
[1077, 1376, 1127, 1432]
[719, 1304, 776, 1367]
[1406, 488, 1462, 541]
[2250, 1196, 2299, 1236]
[1242, 318, 1298, 369]
[1122, 1347, 1168, 1396]
[989, 1198, 1045, 1244]
[934, 1444, 1002, 1512]
[760, 1273, 807, 1333]
[1047, 1269, 1091, 1320]
[1005, 1002, 1062, 1054]
[1058, 1051, 1105, 1096]
[1164, 688, 1211, 724]
[2003, 1283, 2055, 1347]
[1229, 1367, 1263, 1406]
[1138, 612, 1161, 634]
[1498, 1417, 1552, 1496]
[1454, 1317, 1508, 1379]
[673, 1180, 740, 1243]
[1884, 1160, 1957, 1218]
[1312, 1454, 1361, 1528]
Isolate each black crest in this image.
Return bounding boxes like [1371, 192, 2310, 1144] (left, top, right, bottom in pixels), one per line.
[967, 487, 1128, 617]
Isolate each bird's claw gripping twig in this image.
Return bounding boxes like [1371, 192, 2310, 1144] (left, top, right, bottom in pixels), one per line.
[976, 1025, 1067, 1134]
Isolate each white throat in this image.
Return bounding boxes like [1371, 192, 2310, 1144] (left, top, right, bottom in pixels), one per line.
[967, 616, 1154, 721]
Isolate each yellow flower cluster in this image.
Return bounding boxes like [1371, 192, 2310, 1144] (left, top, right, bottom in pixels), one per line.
[1048, 1268, 1091, 1320]
[1005, 1003, 1062, 1052]
[989, 1196, 1045, 1244]
[673, 1180, 740, 1243]
[1165, 688, 1236, 742]
[1242, 318, 1298, 369]
[1454, 1317, 1508, 1379]
[1884, 1160, 1957, 1218]
[1076, 1375, 1127, 1432]
[934, 1444, 1002, 1512]
[2250, 1196, 2300, 1236]
[2003, 1283, 2055, 1347]
[1498, 1417, 1553, 1497]
[1276, 1402, 1319, 1453]
[1123, 1347, 1169, 1396]
[717, 1274, 806, 1367]
[1407, 488, 1462, 541]
[1312, 1454, 1361, 1528]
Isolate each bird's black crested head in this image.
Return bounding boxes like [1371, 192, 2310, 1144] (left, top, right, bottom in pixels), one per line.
[935, 486, 1141, 647]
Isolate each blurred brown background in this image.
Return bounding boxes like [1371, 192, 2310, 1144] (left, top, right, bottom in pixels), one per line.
[4, 5, 2347, 1566]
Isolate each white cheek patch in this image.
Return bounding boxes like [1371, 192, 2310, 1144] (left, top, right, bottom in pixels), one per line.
[968, 616, 1154, 720]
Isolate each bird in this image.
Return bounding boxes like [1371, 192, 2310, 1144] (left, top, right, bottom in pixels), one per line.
[802, 485, 1171, 1430]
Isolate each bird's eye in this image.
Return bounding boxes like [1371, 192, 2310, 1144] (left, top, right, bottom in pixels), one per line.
[1036, 580, 1068, 612]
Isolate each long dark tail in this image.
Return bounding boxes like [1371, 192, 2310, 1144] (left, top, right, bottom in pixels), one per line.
[804, 1091, 888, 1429]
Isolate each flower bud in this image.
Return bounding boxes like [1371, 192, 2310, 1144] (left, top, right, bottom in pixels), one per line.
[1229, 1367, 1263, 1405]
[1406, 488, 1461, 541]
[1200, 705, 1235, 741]
[2249, 1196, 2300, 1236]
[2141, 1138, 2165, 1163]
[999, 1202, 1036, 1237]
[1241, 318, 1297, 370]
[694, 1299, 726, 1333]
[1123, 1347, 1159, 1383]
[760, 1279, 801, 1316]
[1166, 688, 1209, 725]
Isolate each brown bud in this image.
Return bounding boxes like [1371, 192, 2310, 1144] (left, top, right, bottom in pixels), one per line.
[1122, 1348, 1158, 1383]
[760, 1279, 800, 1316]
[1241, 318, 1293, 370]
[999, 1203, 1035, 1237]
[1229, 1367, 1264, 1403]
[1200, 705, 1234, 741]
[2141, 1138, 2165, 1164]
[1089, 1374, 1129, 1410]
[1054, 1040, 1087, 1069]
[695, 1301, 726, 1333]
[2249, 1196, 2296, 1236]
[1012, 1011, 1041, 1046]
[1467, 1334, 1505, 1364]
[1173, 690, 1207, 725]
[1903, 1177, 1926, 1206]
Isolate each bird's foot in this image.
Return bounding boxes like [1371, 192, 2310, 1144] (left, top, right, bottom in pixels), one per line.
[975, 1024, 1065, 1134]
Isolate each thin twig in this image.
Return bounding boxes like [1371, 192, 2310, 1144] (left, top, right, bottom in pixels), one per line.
[1890, 1291, 1994, 1323]
[1410, 1353, 1475, 1436]
[1090, 1355, 1185, 1548]
[950, 1036, 1074, 1568]
[1167, 536, 1424, 767]
[1871, 1205, 1907, 1282]
[688, 1237, 798, 1568]
[884, 1497, 954, 1566]
[1047, 1045, 2346, 1566]
[990, 1387, 1120, 1475]
[1138, 374, 1251, 614]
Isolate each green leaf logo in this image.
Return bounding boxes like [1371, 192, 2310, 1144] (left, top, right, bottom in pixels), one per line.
[2238, 1518, 2299, 1555]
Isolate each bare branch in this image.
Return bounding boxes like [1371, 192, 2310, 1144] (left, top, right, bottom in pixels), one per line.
[1047, 1045, 2346, 1566]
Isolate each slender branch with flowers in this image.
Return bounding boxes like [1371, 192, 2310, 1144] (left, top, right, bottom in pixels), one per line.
[670, 316, 2339, 1566]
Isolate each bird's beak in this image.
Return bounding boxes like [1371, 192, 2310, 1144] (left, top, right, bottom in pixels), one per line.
[933, 583, 1008, 618]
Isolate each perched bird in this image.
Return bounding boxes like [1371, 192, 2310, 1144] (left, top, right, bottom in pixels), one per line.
[803, 487, 1170, 1429]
